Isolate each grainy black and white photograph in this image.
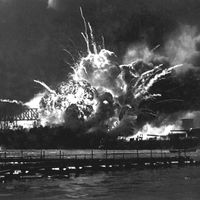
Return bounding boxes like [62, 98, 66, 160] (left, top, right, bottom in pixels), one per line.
[0, 0, 200, 199]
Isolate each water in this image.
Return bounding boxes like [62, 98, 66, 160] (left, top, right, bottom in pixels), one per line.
[0, 166, 200, 200]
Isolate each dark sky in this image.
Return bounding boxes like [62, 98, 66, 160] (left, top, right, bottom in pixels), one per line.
[0, 0, 200, 106]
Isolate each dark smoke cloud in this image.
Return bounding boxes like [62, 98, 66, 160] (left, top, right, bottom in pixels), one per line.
[1, 0, 200, 117]
[64, 104, 84, 131]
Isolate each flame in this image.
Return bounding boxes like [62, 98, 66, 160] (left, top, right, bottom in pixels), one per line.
[128, 123, 180, 140]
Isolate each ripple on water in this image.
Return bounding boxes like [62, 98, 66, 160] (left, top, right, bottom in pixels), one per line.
[0, 167, 199, 200]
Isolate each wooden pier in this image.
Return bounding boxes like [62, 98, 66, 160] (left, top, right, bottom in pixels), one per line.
[0, 149, 198, 181]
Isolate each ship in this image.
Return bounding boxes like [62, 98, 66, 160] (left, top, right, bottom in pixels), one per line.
[100, 118, 200, 151]
[128, 118, 200, 151]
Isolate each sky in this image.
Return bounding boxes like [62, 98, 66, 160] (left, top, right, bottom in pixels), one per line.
[1, 0, 200, 114]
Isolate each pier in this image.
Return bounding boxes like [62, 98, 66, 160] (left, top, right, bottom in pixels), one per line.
[0, 149, 198, 181]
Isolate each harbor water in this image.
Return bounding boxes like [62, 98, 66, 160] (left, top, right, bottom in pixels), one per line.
[0, 166, 200, 200]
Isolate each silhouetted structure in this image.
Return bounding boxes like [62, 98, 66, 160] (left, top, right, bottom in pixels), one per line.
[0, 108, 38, 129]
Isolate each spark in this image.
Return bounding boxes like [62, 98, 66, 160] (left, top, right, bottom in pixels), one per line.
[88, 22, 98, 54]
[101, 36, 105, 49]
[63, 49, 76, 62]
[80, 7, 90, 54]
[150, 44, 160, 52]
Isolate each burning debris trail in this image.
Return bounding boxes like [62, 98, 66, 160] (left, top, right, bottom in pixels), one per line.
[80, 7, 91, 54]
[34, 80, 57, 95]
[0, 99, 24, 106]
[131, 64, 182, 100]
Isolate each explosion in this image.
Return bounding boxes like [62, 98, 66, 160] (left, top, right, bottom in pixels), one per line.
[0, 8, 188, 138]
[22, 9, 181, 137]
[37, 79, 97, 126]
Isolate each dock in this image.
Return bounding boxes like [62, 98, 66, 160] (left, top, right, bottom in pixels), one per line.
[0, 149, 198, 181]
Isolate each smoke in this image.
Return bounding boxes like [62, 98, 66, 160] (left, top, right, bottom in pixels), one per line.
[111, 115, 137, 136]
[123, 43, 161, 65]
[182, 111, 200, 128]
[47, 0, 57, 9]
[164, 25, 200, 73]
[64, 104, 84, 131]
[2, 0, 200, 138]
[118, 24, 200, 138]
[22, 16, 186, 137]
[24, 92, 45, 108]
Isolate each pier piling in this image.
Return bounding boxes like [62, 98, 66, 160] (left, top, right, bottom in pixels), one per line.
[0, 149, 198, 181]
